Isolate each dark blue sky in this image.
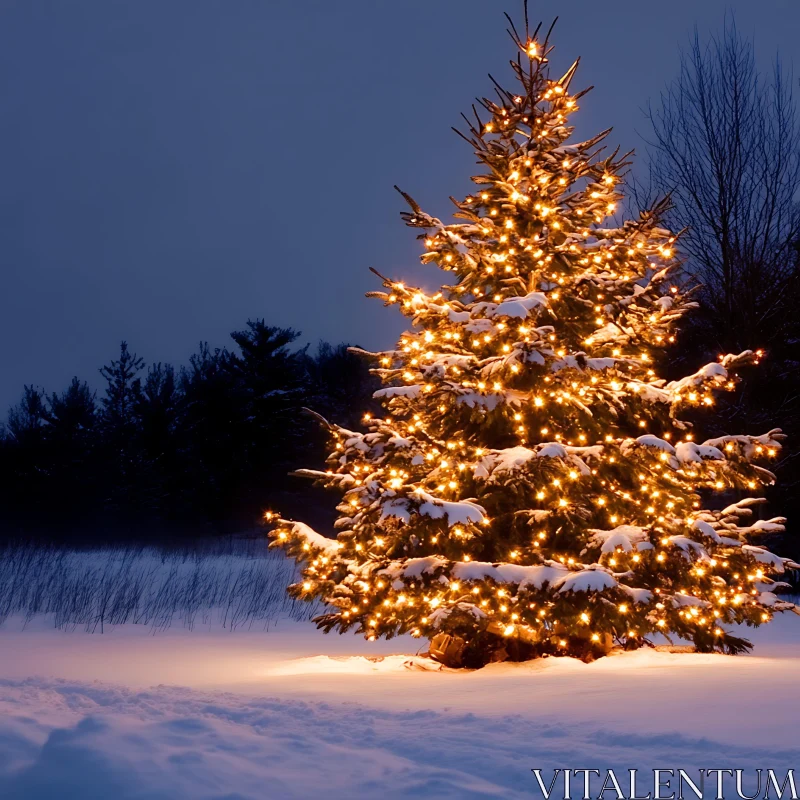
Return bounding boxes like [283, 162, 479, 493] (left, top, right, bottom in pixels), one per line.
[0, 0, 797, 411]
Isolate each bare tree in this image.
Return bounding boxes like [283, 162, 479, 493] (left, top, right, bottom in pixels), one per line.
[643, 19, 800, 356]
[636, 21, 800, 538]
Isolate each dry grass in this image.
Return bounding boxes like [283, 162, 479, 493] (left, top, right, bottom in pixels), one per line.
[0, 538, 318, 631]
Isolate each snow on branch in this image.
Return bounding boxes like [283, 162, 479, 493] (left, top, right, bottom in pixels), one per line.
[271, 520, 342, 558]
[473, 442, 602, 481]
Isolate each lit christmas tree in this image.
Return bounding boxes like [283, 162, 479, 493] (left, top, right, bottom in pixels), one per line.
[271, 9, 798, 667]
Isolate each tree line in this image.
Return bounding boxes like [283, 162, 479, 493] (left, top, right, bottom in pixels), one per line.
[1, 21, 798, 549]
[0, 322, 378, 540]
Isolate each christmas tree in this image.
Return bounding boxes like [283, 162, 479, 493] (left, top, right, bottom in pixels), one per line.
[271, 9, 798, 667]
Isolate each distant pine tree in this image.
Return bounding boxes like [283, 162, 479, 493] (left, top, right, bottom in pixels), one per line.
[228, 319, 310, 480]
[47, 378, 96, 438]
[178, 342, 237, 523]
[4, 386, 49, 521]
[98, 342, 146, 518]
[178, 322, 313, 528]
[7, 385, 47, 445]
[99, 342, 144, 434]
[44, 378, 99, 523]
[134, 363, 181, 517]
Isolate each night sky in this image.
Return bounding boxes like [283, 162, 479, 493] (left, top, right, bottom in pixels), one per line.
[0, 0, 798, 412]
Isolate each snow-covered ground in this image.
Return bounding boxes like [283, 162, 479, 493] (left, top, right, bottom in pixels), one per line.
[1, 607, 799, 799]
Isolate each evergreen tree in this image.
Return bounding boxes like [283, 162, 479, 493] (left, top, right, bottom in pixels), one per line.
[228, 320, 309, 464]
[134, 363, 181, 517]
[45, 377, 99, 521]
[178, 324, 312, 527]
[226, 320, 311, 522]
[98, 341, 146, 515]
[272, 12, 798, 667]
[178, 342, 237, 523]
[136, 363, 179, 457]
[6, 385, 47, 445]
[47, 378, 97, 438]
[4, 386, 49, 522]
[99, 342, 144, 433]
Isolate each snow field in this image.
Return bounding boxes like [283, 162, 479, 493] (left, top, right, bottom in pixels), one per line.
[0, 544, 797, 798]
[0, 611, 798, 798]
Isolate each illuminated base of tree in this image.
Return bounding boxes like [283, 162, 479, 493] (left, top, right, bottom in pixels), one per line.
[427, 629, 616, 668]
[312, 611, 754, 669]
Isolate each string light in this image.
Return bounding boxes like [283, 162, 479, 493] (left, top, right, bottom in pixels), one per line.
[269, 10, 791, 669]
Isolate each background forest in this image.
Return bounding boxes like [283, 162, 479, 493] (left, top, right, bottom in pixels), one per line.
[0, 23, 798, 566]
[0, 327, 378, 539]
